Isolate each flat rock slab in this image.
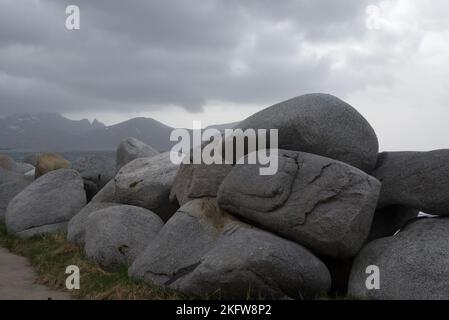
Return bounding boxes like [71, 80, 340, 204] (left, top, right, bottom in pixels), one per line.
[0, 247, 71, 300]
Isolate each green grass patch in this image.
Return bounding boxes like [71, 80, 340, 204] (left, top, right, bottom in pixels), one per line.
[0, 222, 183, 300]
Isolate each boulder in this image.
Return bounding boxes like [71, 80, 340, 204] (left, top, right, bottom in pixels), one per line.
[67, 202, 121, 246]
[114, 152, 179, 221]
[367, 205, 419, 242]
[116, 137, 159, 171]
[0, 154, 17, 171]
[84, 205, 163, 271]
[348, 217, 449, 300]
[374, 150, 449, 215]
[72, 153, 115, 191]
[236, 93, 379, 172]
[5, 169, 86, 237]
[217, 150, 381, 258]
[35, 153, 71, 178]
[169, 163, 233, 206]
[129, 198, 331, 299]
[0, 175, 31, 221]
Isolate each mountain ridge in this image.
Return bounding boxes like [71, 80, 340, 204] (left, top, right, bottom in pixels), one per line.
[0, 112, 238, 152]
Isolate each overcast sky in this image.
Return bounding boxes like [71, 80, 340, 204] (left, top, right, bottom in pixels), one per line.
[1, 0, 449, 151]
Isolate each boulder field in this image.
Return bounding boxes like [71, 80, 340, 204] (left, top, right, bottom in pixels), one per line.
[3, 93, 449, 299]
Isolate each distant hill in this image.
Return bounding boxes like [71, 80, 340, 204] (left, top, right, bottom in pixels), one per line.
[76, 117, 175, 151]
[0, 113, 239, 152]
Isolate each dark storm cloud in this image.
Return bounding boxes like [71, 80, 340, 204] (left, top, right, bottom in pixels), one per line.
[0, 0, 381, 116]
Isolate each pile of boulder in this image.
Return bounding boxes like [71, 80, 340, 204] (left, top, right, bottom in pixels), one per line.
[1, 93, 449, 300]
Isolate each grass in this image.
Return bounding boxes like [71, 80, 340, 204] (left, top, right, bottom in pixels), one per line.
[0, 221, 183, 300]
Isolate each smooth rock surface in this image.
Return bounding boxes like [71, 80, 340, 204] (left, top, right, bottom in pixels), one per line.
[67, 202, 121, 245]
[129, 198, 331, 299]
[236, 93, 379, 172]
[349, 217, 449, 300]
[115, 152, 179, 221]
[169, 163, 233, 206]
[374, 150, 449, 215]
[116, 137, 159, 171]
[217, 150, 381, 258]
[0, 177, 31, 221]
[5, 169, 86, 237]
[85, 205, 163, 271]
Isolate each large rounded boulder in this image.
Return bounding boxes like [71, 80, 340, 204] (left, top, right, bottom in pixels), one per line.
[217, 150, 381, 258]
[374, 150, 449, 215]
[114, 152, 179, 221]
[0, 169, 31, 221]
[116, 137, 159, 171]
[236, 93, 379, 172]
[84, 205, 163, 271]
[349, 217, 449, 300]
[129, 198, 331, 299]
[5, 169, 86, 238]
[67, 202, 121, 246]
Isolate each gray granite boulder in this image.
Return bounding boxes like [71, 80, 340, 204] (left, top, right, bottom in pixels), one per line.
[236, 93, 379, 172]
[129, 198, 331, 299]
[115, 152, 179, 221]
[348, 217, 449, 300]
[67, 202, 121, 245]
[5, 169, 86, 237]
[374, 150, 449, 215]
[169, 163, 233, 206]
[217, 150, 381, 258]
[367, 205, 419, 242]
[116, 137, 159, 171]
[85, 205, 163, 271]
[0, 173, 31, 221]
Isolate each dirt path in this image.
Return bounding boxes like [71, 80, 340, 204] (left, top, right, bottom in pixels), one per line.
[0, 247, 71, 300]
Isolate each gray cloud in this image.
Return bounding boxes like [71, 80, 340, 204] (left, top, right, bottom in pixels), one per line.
[0, 0, 380, 116]
[3, 0, 449, 152]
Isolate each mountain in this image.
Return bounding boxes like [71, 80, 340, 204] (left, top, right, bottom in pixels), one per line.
[0, 113, 240, 152]
[0, 113, 101, 151]
[75, 117, 175, 151]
